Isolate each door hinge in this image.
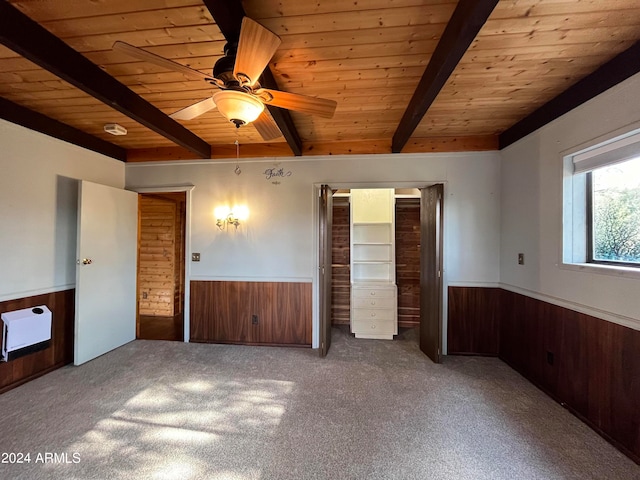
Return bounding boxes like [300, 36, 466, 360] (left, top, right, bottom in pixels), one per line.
[437, 270, 441, 278]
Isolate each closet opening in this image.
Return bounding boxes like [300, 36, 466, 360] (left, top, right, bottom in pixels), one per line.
[319, 185, 443, 362]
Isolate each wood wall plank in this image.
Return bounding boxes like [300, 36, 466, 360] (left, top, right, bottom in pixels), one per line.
[138, 192, 185, 317]
[396, 198, 421, 327]
[138, 196, 176, 316]
[0, 289, 74, 394]
[498, 289, 640, 464]
[331, 197, 350, 325]
[190, 280, 312, 346]
[447, 286, 500, 355]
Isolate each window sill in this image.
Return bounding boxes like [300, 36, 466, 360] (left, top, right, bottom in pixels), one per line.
[559, 261, 640, 280]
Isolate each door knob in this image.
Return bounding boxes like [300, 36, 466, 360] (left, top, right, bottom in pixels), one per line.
[81, 258, 93, 265]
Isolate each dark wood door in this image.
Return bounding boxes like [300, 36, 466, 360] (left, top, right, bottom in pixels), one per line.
[319, 185, 333, 357]
[420, 184, 444, 363]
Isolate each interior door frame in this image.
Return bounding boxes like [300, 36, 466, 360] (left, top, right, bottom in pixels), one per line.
[131, 185, 195, 343]
[312, 181, 448, 353]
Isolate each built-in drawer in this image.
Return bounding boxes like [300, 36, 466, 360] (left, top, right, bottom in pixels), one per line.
[352, 317, 395, 335]
[352, 307, 395, 322]
[352, 296, 395, 309]
[351, 286, 396, 299]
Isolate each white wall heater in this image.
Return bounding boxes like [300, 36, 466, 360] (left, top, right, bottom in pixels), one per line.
[1, 305, 52, 362]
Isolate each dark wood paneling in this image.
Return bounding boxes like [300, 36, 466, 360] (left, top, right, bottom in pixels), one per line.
[190, 280, 312, 346]
[447, 286, 500, 355]
[139, 314, 183, 342]
[0, 289, 74, 394]
[396, 198, 421, 327]
[253, 282, 312, 345]
[499, 289, 640, 464]
[331, 198, 350, 325]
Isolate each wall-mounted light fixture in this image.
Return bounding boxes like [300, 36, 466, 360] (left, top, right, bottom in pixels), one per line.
[215, 205, 249, 231]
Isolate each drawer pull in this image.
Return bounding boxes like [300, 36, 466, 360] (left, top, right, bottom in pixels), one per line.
[370, 291, 376, 295]
[371, 324, 376, 329]
[371, 312, 376, 317]
[370, 300, 376, 305]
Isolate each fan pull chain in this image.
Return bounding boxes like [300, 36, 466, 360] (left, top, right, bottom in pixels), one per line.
[234, 140, 241, 175]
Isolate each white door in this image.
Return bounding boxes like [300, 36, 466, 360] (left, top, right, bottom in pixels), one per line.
[75, 180, 138, 365]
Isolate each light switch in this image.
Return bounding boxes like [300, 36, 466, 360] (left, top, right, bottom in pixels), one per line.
[192, 252, 201, 262]
[518, 253, 524, 265]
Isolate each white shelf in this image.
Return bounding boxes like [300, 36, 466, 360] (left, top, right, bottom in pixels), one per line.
[353, 260, 391, 264]
[352, 221, 391, 225]
[350, 188, 397, 340]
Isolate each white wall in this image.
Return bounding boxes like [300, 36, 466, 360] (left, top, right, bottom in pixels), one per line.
[500, 72, 640, 329]
[0, 120, 125, 301]
[127, 151, 502, 348]
[127, 152, 501, 284]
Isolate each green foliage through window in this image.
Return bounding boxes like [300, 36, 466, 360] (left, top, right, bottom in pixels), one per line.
[591, 157, 640, 265]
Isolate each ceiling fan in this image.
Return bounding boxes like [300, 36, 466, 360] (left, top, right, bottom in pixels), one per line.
[113, 17, 337, 141]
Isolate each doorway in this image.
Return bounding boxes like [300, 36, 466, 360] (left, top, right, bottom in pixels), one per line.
[318, 184, 444, 362]
[136, 192, 186, 341]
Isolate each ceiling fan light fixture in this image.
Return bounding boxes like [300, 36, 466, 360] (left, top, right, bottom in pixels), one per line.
[212, 90, 264, 127]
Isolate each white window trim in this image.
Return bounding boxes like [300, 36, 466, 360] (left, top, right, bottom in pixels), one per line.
[560, 125, 640, 279]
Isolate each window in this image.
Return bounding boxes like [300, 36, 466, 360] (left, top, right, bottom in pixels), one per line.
[563, 129, 640, 271]
[587, 157, 640, 266]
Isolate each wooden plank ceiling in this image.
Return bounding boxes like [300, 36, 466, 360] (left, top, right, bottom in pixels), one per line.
[0, 0, 639, 161]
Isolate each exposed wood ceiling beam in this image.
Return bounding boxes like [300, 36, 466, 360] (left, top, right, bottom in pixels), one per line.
[391, 0, 499, 153]
[499, 41, 640, 149]
[0, 97, 126, 161]
[259, 68, 303, 155]
[203, 0, 303, 156]
[0, 0, 211, 159]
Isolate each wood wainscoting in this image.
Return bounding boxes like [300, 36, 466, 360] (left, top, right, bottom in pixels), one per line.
[190, 281, 312, 346]
[447, 285, 640, 464]
[447, 286, 500, 355]
[0, 289, 74, 394]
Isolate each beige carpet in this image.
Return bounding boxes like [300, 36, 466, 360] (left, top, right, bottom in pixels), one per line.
[0, 326, 637, 480]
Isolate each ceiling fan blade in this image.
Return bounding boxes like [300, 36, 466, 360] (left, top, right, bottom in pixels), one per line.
[233, 17, 281, 87]
[113, 41, 212, 83]
[259, 89, 337, 119]
[170, 97, 216, 120]
[253, 111, 282, 141]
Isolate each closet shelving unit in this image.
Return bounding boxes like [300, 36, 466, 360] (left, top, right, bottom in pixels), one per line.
[350, 189, 397, 339]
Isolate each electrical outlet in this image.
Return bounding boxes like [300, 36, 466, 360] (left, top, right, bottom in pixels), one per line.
[252, 315, 258, 325]
[142, 292, 148, 299]
[192, 252, 200, 262]
[518, 253, 525, 265]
